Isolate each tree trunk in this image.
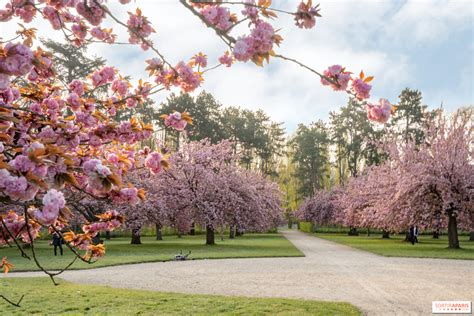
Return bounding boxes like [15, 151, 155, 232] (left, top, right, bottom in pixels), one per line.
[288, 219, 292, 229]
[470, 231, 474, 241]
[236, 230, 242, 237]
[367, 228, 370, 237]
[131, 228, 141, 244]
[433, 230, 440, 239]
[105, 231, 111, 240]
[382, 230, 390, 239]
[190, 223, 195, 235]
[447, 213, 460, 249]
[155, 223, 162, 241]
[229, 225, 235, 239]
[206, 226, 215, 245]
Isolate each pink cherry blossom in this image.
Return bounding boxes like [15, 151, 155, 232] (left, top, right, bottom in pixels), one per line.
[294, 1, 321, 29]
[33, 189, 65, 225]
[68, 79, 85, 95]
[351, 78, 371, 100]
[175, 61, 201, 93]
[113, 187, 139, 205]
[191, 53, 207, 68]
[233, 37, 255, 62]
[320, 65, 351, 91]
[91, 66, 115, 87]
[0, 73, 10, 91]
[127, 9, 155, 49]
[145, 151, 166, 174]
[75, 0, 105, 26]
[200, 5, 233, 30]
[9, 154, 35, 172]
[366, 98, 392, 124]
[111, 79, 129, 96]
[163, 111, 189, 131]
[218, 51, 233, 67]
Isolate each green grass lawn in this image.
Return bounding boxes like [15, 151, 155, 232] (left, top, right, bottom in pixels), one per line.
[316, 233, 474, 260]
[0, 278, 361, 315]
[1, 233, 303, 272]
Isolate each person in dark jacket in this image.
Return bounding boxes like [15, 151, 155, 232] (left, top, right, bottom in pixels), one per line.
[409, 226, 415, 245]
[52, 232, 63, 256]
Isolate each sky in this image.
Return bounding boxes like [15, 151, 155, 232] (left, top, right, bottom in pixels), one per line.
[1, 0, 472, 133]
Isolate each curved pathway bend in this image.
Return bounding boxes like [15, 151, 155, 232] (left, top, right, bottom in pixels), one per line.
[7, 230, 474, 315]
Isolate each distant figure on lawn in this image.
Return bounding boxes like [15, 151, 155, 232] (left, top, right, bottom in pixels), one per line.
[408, 226, 419, 245]
[52, 232, 63, 256]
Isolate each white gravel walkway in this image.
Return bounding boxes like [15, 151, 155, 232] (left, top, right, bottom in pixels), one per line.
[7, 230, 474, 315]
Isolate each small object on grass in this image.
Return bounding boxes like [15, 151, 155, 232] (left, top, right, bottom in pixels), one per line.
[174, 250, 191, 261]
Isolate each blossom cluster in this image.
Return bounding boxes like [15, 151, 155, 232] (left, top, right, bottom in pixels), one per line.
[127, 8, 155, 50]
[161, 111, 193, 131]
[0, 211, 41, 246]
[200, 5, 235, 30]
[0, 43, 33, 90]
[366, 99, 393, 124]
[82, 210, 124, 237]
[145, 151, 169, 175]
[146, 58, 204, 93]
[34, 189, 66, 225]
[294, 0, 322, 29]
[233, 21, 279, 63]
[320, 65, 351, 91]
[320, 65, 393, 123]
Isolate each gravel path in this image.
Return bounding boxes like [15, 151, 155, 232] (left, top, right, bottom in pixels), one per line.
[7, 230, 474, 315]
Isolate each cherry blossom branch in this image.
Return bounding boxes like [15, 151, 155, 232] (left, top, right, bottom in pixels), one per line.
[180, 0, 235, 46]
[191, 1, 295, 15]
[0, 219, 31, 260]
[50, 225, 95, 265]
[93, 0, 176, 72]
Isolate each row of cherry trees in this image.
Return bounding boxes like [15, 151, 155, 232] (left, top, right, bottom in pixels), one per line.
[120, 139, 282, 245]
[297, 110, 473, 248]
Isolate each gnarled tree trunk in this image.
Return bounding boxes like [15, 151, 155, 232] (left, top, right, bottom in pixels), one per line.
[206, 226, 215, 245]
[131, 228, 141, 244]
[229, 225, 235, 239]
[382, 230, 390, 239]
[189, 222, 195, 235]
